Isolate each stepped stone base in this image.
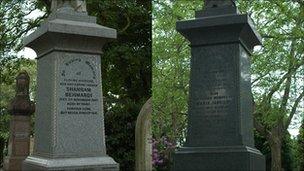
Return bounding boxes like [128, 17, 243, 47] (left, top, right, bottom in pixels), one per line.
[173, 146, 265, 171]
[23, 155, 119, 171]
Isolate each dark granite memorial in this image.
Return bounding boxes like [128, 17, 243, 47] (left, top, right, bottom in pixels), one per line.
[173, 0, 265, 170]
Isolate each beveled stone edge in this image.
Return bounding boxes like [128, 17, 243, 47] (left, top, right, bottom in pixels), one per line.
[176, 13, 248, 31]
[23, 19, 117, 48]
[47, 11, 96, 23]
[176, 13, 262, 53]
[23, 155, 119, 169]
[35, 48, 103, 59]
[175, 146, 263, 155]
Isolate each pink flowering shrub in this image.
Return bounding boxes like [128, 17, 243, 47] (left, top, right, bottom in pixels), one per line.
[152, 137, 176, 170]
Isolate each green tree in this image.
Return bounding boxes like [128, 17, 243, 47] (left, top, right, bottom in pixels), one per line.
[152, 1, 202, 169]
[152, 0, 202, 147]
[281, 133, 297, 170]
[238, 1, 304, 170]
[254, 131, 297, 171]
[0, 0, 45, 167]
[90, 1, 151, 169]
[0, 57, 37, 167]
[297, 118, 304, 170]
[0, 0, 48, 56]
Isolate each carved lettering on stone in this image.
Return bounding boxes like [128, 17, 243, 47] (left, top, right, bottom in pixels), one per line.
[58, 55, 100, 115]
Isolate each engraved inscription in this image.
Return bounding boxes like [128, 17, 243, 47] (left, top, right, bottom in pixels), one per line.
[187, 45, 240, 145]
[58, 57, 100, 115]
[14, 132, 29, 139]
[191, 57, 235, 117]
[195, 90, 233, 116]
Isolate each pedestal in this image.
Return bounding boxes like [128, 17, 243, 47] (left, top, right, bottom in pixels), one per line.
[22, 5, 118, 171]
[23, 156, 118, 170]
[4, 116, 31, 171]
[173, 147, 264, 171]
[173, 2, 265, 171]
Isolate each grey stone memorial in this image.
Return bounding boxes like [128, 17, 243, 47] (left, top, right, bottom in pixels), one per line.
[135, 98, 152, 171]
[22, 0, 119, 170]
[173, 0, 265, 170]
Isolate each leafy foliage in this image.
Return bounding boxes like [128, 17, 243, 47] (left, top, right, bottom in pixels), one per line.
[87, 1, 151, 169]
[152, 0, 202, 146]
[0, 0, 46, 167]
[255, 131, 298, 171]
[237, 0, 304, 130]
[297, 118, 304, 170]
[239, 1, 303, 170]
[0, 0, 47, 55]
[152, 1, 203, 169]
[0, 57, 36, 167]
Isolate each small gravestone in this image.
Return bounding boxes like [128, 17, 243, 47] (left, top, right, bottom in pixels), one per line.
[173, 0, 265, 170]
[135, 98, 152, 171]
[22, 0, 119, 170]
[4, 71, 35, 171]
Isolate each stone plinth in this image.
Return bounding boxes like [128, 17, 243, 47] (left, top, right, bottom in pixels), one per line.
[4, 71, 35, 171]
[4, 116, 31, 171]
[172, 1, 265, 170]
[22, 3, 119, 171]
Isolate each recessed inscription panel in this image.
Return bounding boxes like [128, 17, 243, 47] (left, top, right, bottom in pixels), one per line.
[58, 57, 99, 115]
[187, 44, 239, 146]
[192, 63, 234, 117]
[55, 53, 105, 157]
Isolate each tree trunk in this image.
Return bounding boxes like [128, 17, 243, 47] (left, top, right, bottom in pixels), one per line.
[0, 138, 5, 167]
[171, 111, 177, 146]
[269, 136, 283, 171]
[270, 142, 282, 171]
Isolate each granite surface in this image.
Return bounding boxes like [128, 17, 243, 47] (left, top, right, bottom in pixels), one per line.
[23, 2, 119, 170]
[173, 2, 265, 170]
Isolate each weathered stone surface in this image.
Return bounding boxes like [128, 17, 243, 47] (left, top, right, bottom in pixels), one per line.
[51, 0, 87, 13]
[183, 44, 255, 147]
[172, 1, 265, 170]
[4, 116, 31, 171]
[31, 53, 108, 158]
[4, 71, 34, 171]
[22, 1, 118, 170]
[135, 98, 152, 171]
[197, 0, 238, 17]
[204, 0, 236, 8]
[174, 146, 265, 171]
[8, 71, 35, 116]
[23, 156, 118, 171]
